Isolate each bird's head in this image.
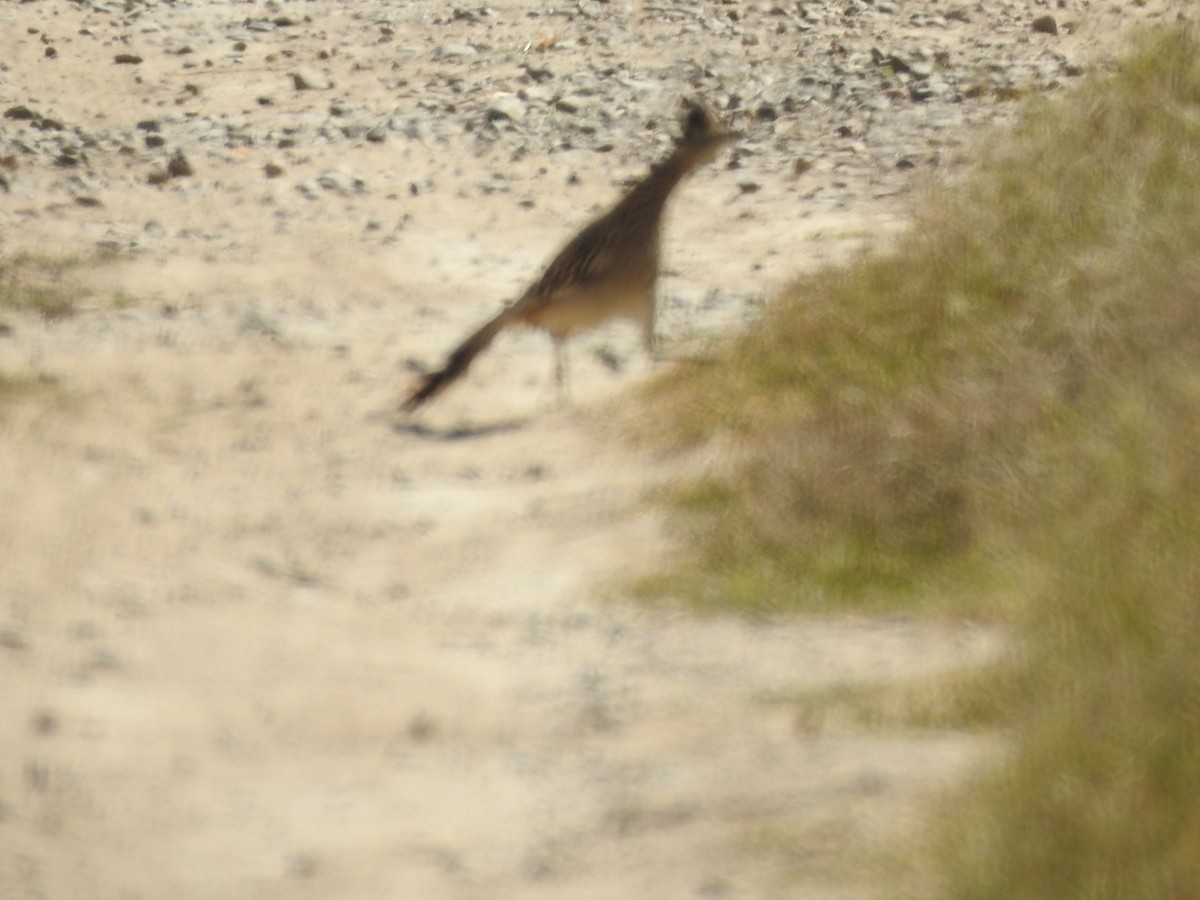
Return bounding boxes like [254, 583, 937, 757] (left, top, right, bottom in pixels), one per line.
[676, 98, 738, 166]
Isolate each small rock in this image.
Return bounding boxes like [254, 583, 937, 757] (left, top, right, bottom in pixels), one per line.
[69, 620, 99, 641]
[286, 852, 320, 879]
[403, 118, 429, 141]
[114, 53, 143, 65]
[239, 309, 282, 339]
[84, 647, 122, 673]
[435, 43, 477, 59]
[487, 95, 526, 122]
[148, 150, 193, 185]
[1032, 15, 1058, 35]
[96, 237, 130, 253]
[4, 105, 38, 121]
[0, 628, 26, 650]
[407, 711, 439, 742]
[909, 60, 935, 80]
[291, 67, 331, 90]
[337, 122, 367, 141]
[317, 167, 366, 195]
[910, 83, 935, 102]
[264, 161, 285, 178]
[30, 710, 58, 735]
[167, 150, 193, 178]
[554, 95, 589, 114]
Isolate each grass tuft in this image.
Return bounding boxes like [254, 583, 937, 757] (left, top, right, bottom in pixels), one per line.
[0, 251, 88, 320]
[0, 251, 118, 406]
[771, 663, 1020, 735]
[0, 370, 62, 404]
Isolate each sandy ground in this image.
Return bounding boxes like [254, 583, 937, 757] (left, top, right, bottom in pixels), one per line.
[0, 1, 1182, 897]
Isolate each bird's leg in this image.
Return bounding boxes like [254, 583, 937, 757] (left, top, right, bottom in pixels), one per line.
[554, 338, 569, 407]
[643, 291, 663, 364]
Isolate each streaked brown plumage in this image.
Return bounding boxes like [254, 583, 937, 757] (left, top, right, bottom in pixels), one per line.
[402, 99, 736, 412]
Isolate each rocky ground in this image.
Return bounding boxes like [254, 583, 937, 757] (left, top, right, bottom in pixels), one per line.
[0, 1, 1185, 898]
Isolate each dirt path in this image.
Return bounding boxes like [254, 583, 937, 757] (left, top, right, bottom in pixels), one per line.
[1, 1, 1179, 897]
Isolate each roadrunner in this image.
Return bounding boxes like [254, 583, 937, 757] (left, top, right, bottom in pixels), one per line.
[402, 99, 736, 411]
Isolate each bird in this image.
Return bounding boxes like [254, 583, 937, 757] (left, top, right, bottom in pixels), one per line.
[401, 98, 736, 412]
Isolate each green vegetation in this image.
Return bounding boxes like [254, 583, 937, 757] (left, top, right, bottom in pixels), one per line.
[0, 252, 98, 406]
[769, 663, 1019, 734]
[641, 24, 1200, 615]
[0, 370, 61, 403]
[639, 24, 1200, 899]
[0, 251, 85, 320]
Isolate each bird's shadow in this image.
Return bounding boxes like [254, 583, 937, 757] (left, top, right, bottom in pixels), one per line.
[390, 416, 531, 441]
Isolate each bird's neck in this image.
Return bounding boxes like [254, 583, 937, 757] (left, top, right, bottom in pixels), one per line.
[614, 147, 696, 224]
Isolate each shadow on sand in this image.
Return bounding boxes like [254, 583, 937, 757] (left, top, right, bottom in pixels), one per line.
[390, 417, 531, 442]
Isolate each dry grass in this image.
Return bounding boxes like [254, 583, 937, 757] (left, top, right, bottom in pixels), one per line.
[0, 251, 107, 406]
[638, 23, 1200, 899]
[0, 251, 88, 320]
[637, 25, 1200, 616]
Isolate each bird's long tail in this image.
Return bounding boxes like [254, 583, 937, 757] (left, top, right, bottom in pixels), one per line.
[402, 305, 516, 412]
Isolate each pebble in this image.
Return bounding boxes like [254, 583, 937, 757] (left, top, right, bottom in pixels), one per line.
[554, 95, 590, 114]
[30, 709, 59, 735]
[317, 167, 367, 195]
[291, 67, 332, 90]
[167, 150, 193, 178]
[434, 43, 477, 59]
[487, 94, 526, 122]
[4, 105, 38, 121]
[0, 628, 27, 651]
[1032, 15, 1059, 35]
